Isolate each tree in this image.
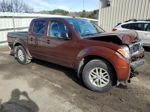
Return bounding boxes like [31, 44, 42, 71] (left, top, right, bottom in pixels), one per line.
[87, 9, 99, 19]
[0, 0, 33, 13]
[38, 9, 99, 19]
[81, 10, 86, 17]
[48, 9, 69, 15]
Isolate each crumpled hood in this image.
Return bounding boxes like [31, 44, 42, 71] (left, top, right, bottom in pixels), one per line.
[102, 30, 139, 44]
[87, 30, 139, 44]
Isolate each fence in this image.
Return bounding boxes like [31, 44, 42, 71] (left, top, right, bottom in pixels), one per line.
[0, 12, 98, 45]
[0, 12, 70, 44]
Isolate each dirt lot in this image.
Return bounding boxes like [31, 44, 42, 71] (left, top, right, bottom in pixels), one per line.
[0, 46, 150, 112]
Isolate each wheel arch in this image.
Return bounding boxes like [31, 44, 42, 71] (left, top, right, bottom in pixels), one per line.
[13, 39, 32, 59]
[77, 55, 117, 86]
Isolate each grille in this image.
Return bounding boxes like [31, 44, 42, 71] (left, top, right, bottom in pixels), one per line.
[130, 42, 143, 54]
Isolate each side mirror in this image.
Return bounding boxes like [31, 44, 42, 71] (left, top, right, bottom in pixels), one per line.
[61, 32, 70, 40]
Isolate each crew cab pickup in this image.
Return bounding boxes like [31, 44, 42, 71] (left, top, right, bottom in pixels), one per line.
[7, 17, 144, 92]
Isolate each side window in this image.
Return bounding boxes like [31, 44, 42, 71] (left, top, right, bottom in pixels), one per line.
[144, 23, 150, 31]
[49, 20, 71, 39]
[129, 23, 136, 29]
[125, 23, 137, 30]
[122, 23, 145, 31]
[121, 24, 131, 29]
[133, 23, 144, 31]
[33, 20, 47, 35]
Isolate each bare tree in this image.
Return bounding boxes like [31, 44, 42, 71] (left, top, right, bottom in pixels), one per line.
[0, 0, 33, 13]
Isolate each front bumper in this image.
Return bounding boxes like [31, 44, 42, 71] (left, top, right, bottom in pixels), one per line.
[130, 59, 145, 70]
[114, 53, 144, 81]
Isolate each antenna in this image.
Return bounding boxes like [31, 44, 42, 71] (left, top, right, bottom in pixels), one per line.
[83, 0, 85, 11]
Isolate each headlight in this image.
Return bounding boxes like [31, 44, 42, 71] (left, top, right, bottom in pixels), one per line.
[117, 46, 130, 59]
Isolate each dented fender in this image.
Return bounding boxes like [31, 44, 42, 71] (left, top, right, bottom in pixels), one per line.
[76, 46, 130, 81]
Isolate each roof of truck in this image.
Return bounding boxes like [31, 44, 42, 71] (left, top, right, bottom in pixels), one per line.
[33, 17, 83, 20]
[32, 17, 98, 22]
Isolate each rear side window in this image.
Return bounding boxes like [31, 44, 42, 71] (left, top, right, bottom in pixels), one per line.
[121, 24, 132, 29]
[122, 23, 146, 31]
[133, 23, 144, 31]
[32, 20, 47, 35]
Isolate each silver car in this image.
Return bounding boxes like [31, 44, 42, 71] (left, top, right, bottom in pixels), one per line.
[112, 19, 150, 46]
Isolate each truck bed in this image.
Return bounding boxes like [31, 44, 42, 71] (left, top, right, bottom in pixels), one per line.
[7, 31, 28, 49]
[8, 31, 28, 38]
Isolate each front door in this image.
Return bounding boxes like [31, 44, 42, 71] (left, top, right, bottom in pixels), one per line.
[46, 20, 76, 67]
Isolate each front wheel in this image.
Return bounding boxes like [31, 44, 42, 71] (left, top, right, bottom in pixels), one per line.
[82, 59, 115, 92]
[15, 45, 31, 64]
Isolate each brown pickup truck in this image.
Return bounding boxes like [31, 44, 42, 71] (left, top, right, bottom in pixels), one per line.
[7, 17, 144, 92]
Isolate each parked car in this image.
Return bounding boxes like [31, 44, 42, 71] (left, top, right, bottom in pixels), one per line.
[112, 19, 150, 46]
[7, 17, 144, 92]
[83, 18, 99, 25]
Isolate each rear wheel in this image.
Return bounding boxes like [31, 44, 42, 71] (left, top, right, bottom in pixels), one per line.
[82, 59, 115, 92]
[15, 45, 31, 64]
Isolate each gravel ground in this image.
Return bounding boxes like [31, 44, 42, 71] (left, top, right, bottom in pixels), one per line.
[0, 46, 150, 112]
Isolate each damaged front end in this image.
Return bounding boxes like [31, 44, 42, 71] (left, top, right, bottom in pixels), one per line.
[128, 41, 145, 81]
[117, 40, 145, 85]
[86, 30, 145, 83]
[117, 40, 145, 83]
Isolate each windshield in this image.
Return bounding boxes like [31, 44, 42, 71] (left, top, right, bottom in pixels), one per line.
[65, 18, 104, 37]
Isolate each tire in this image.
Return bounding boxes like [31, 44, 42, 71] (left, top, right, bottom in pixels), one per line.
[15, 45, 31, 64]
[82, 59, 115, 92]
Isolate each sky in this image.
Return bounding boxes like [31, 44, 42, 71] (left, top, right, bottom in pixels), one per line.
[24, 0, 100, 12]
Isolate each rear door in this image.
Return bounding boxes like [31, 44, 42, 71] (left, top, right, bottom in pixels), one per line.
[28, 20, 37, 54]
[141, 23, 150, 45]
[28, 19, 48, 58]
[130, 23, 145, 42]
[133, 23, 150, 45]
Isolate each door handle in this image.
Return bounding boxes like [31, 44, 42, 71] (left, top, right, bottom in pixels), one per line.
[47, 39, 50, 44]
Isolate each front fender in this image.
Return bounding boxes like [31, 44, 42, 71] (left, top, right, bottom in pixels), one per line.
[76, 46, 130, 81]
[77, 46, 116, 61]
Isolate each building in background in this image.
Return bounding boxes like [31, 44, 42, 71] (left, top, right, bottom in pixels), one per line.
[99, 0, 150, 31]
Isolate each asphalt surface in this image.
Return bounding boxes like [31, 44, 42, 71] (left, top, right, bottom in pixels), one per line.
[0, 46, 150, 112]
